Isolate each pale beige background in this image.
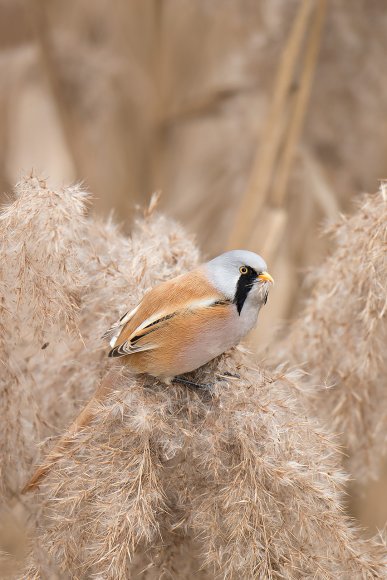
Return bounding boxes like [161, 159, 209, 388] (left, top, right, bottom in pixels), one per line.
[0, 0, 386, 536]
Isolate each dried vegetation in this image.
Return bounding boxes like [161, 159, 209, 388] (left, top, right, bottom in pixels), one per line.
[0, 176, 386, 578]
[1, 0, 387, 576]
[279, 185, 387, 482]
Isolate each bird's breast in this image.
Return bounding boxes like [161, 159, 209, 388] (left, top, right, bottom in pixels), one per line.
[172, 302, 260, 375]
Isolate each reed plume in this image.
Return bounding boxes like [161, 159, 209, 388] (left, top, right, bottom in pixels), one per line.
[0, 175, 384, 578]
[25, 359, 387, 579]
[280, 184, 387, 482]
[0, 174, 197, 498]
[0, 175, 88, 493]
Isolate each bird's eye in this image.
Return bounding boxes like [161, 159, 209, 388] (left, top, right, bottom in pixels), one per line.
[239, 266, 248, 275]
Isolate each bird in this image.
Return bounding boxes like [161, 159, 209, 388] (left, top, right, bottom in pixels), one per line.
[22, 250, 273, 492]
[103, 249, 274, 387]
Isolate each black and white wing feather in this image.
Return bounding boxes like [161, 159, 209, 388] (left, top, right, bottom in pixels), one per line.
[101, 304, 140, 347]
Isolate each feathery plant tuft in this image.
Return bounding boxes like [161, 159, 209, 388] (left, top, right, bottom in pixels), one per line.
[0, 175, 197, 497]
[0, 176, 386, 578]
[0, 176, 88, 492]
[281, 184, 387, 482]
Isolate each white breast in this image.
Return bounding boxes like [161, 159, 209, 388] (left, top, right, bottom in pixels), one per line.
[174, 302, 261, 376]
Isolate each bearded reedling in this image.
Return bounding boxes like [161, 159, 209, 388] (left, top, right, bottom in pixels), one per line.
[22, 250, 273, 492]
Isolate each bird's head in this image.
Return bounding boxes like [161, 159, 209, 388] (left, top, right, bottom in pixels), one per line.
[205, 250, 274, 314]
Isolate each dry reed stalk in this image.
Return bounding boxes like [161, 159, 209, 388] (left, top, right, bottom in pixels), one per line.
[241, 0, 327, 352]
[279, 184, 387, 482]
[270, 0, 327, 210]
[249, 0, 326, 262]
[0, 174, 384, 578]
[227, 0, 313, 250]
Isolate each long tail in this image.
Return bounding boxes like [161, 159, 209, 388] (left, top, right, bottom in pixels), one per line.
[22, 369, 120, 493]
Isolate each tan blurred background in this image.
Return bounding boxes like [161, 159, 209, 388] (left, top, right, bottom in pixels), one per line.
[0, 0, 386, 535]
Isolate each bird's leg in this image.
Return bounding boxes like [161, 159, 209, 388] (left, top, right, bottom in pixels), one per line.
[172, 376, 212, 391]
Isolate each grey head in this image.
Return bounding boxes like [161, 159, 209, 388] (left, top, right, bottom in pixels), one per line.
[204, 249, 274, 314]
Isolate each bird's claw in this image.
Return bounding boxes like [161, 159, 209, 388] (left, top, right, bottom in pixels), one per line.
[172, 376, 213, 392]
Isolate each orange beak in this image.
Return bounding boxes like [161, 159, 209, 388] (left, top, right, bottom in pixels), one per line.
[258, 271, 274, 284]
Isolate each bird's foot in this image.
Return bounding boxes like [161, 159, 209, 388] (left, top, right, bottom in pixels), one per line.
[172, 376, 212, 392]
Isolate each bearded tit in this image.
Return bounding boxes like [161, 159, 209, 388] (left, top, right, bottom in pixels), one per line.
[22, 250, 273, 492]
[103, 249, 274, 387]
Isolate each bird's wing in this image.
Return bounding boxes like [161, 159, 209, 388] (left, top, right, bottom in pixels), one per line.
[108, 310, 175, 357]
[104, 270, 226, 359]
[108, 297, 226, 358]
[101, 303, 141, 346]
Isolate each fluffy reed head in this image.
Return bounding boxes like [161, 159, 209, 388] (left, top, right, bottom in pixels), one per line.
[280, 184, 387, 482]
[0, 176, 386, 578]
[27, 358, 387, 579]
[0, 174, 197, 497]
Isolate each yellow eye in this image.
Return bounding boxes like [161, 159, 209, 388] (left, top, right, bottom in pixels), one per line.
[239, 266, 248, 275]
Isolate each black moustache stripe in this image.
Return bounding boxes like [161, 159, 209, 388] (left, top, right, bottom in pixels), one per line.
[234, 270, 257, 315]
